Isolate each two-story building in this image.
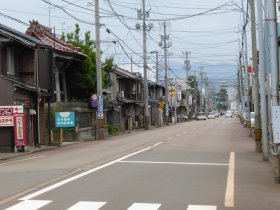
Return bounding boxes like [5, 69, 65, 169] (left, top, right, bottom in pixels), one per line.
[0, 23, 53, 151]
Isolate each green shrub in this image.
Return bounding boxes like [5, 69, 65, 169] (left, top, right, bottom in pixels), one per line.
[108, 124, 121, 135]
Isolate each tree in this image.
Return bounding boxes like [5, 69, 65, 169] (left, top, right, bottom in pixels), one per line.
[216, 88, 228, 110]
[61, 24, 114, 100]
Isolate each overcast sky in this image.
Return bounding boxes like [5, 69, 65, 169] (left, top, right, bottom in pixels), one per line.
[0, 0, 246, 85]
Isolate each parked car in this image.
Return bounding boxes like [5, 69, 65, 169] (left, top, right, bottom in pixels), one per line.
[213, 111, 219, 117]
[197, 112, 207, 120]
[177, 114, 188, 122]
[250, 112, 255, 128]
[208, 112, 215, 119]
[225, 110, 233, 118]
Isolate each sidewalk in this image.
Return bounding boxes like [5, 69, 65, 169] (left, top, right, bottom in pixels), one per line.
[0, 142, 79, 161]
[0, 123, 177, 161]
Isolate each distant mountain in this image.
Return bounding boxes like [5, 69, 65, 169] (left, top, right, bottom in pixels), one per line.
[158, 60, 238, 92]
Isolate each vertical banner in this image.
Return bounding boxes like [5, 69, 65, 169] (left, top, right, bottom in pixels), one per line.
[98, 95, 104, 119]
[14, 113, 27, 147]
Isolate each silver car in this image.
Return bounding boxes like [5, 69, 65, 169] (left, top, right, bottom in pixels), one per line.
[197, 112, 207, 120]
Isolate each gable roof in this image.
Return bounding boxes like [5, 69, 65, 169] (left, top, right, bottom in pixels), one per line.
[26, 20, 86, 59]
[0, 23, 50, 49]
[115, 67, 142, 79]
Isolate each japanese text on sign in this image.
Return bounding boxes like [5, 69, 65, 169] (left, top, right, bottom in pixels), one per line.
[0, 116, 14, 126]
[55, 112, 75, 128]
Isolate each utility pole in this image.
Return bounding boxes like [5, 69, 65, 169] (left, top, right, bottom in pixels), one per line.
[250, 0, 261, 151]
[205, 76, 209, 115]
[256, 0, 268, 159]
[184, 52, 191, 117]
[242, 0, 251, 132]
[142, 0, 149, 130]
[200, 67, 203, 112]
[151, 51, 159, 84]
[95, 0, 104, 139]
[163, 21, 169, 125]
[268, 0, 279, 107]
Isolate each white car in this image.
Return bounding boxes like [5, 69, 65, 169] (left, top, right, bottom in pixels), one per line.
[197, 112, 207, 120]
[225, 111, 233, 118]
[208, 112, 215, 119]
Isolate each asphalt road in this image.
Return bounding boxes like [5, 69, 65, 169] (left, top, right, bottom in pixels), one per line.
[1, 117, 280, 210]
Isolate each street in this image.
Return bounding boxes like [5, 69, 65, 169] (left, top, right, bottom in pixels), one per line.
[1, 117, 280, 210]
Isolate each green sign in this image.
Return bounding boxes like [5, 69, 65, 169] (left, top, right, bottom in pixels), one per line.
[55, 112, 75, 128]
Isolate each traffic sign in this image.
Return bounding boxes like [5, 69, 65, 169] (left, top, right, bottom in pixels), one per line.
[91, 94, 97, 101]
[159, 103, 164, 110]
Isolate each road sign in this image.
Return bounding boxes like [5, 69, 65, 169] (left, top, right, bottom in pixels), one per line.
[91, 100, 98, 108]
[91, 94, 97, 101]
[159, 103, 164, 110]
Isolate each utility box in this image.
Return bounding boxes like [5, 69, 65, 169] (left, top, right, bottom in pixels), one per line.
[272, 106, 280, 144]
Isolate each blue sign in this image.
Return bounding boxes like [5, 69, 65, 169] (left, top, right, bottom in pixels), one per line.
[91, 100, 98, 108]
[55, 112, 75, 128]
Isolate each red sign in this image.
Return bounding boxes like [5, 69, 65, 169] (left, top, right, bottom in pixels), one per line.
[14, 113, 27, 147]
[0, 105, 23, 116]
[248, 66, 252, 73]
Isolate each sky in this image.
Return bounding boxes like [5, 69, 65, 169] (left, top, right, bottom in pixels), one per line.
[0, 0, 247, 88]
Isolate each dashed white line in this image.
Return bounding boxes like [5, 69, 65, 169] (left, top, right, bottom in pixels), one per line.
[166, 137, 174, 141]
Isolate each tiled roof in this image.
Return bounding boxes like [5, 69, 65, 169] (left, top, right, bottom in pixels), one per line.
[115, 67, 141, 79]
[0, 23, 50, 48]
[26, 20, 86, 59]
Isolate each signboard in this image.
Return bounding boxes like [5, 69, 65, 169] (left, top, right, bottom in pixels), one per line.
[55, 112, 75, 128]
[272, 106, 280, 144]
[159, 103, 165, 110]
[14, 113, 27, 147]
[0, 105, 23, 116]
[91, 94, 97, 101]
[98, 95, 103, 119]
[0, 116, 14, 127]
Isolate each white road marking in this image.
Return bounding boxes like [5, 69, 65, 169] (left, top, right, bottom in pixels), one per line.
[176, 134, 181, 137]
[127, 203, 161, 210]
[224, 152, 235, 207]
[19, 145, 157, 201]
[0, 155, 46, 166]
[66, 201, 106, 210]
[4, 200, 51, 210]
[153, 142, 163, 147]
[166, 137, 174, 141]
[187, 205, 217, 210]
[119, 160, 229, 166]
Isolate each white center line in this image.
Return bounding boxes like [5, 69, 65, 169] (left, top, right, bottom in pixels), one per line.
[166, 137, 174, 141]
[224, 152, 235, 207]
[119, 160, 229, 166]
[0, 155, 46, 166]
